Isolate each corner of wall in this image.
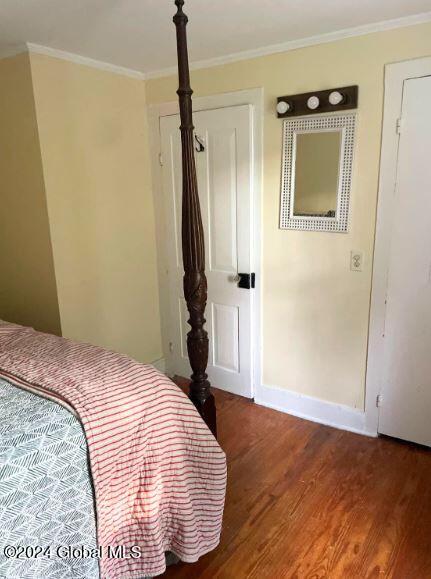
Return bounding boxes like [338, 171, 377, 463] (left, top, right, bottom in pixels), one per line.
[0, 51, 61, 335]
[26, 53, 163, 363]
[27, 50, 62, 335]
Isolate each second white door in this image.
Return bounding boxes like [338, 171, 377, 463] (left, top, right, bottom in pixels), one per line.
[160, 104, 254, 398]
[378, 75, 431, 447]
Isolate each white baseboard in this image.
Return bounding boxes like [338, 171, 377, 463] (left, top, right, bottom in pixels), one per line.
[255, 383, 377, 437]
[151, 357, 167, 374]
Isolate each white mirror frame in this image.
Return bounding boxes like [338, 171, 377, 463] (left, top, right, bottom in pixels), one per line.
[279, 113, 356, 233]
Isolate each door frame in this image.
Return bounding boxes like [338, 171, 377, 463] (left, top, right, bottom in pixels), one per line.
[365, 57, 431, 435]
[148, 88, 263, 398]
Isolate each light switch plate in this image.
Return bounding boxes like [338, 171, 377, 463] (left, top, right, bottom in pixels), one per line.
[351, 250, 364, 272]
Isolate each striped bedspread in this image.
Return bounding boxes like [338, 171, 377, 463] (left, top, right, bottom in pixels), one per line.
[0, 322, 227, 578]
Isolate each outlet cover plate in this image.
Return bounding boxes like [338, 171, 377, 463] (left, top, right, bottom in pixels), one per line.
[351, 250, 364, 272]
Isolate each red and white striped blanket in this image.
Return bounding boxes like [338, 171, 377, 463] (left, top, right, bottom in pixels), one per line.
[0, 321, 227, 578]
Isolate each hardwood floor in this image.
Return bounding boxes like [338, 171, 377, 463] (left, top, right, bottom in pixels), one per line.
[165, 382, 431, 579]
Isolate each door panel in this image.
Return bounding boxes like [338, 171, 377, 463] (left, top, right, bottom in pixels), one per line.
[207, 127, 238, 274]
[211, 303, 240, 373]
[160, 104, 253, 397]
[378, 76, 431, 446]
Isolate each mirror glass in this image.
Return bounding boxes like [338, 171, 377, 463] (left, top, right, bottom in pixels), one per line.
[293, 130, 342, 218]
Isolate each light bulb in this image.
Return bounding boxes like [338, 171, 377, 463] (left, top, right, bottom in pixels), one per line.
[276, 100, 290, 115]
[329, 91, 344, 106]
[307, 96, 320, 110]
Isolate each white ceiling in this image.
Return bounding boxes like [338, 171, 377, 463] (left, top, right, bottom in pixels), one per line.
[0, 0, 430, 76]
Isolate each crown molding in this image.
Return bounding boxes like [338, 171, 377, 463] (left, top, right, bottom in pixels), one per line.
[26, 43, 146, 80]
[145, 10, 431, 80]
[1, 10, 430, 81]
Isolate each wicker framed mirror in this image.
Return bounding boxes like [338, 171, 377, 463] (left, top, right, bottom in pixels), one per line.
[280, 113, 356, 233]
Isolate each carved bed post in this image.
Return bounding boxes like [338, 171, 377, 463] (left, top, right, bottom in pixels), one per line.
[173, 0, 217, 437]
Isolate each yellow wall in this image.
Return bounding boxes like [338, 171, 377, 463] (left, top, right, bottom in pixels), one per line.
[146, 22, 431, 409]
[29, 53, 162, 363]
[0, 53, 61, 335]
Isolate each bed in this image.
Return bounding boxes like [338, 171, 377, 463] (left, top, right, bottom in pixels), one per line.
[0, 321, 225, 578]
[0, 1, 224, 577]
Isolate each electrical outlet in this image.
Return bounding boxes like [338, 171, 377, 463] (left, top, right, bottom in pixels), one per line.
[350, 250, 364, 272]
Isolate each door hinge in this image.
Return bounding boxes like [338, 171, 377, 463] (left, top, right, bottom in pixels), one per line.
[396, 118, 403, 135]
[376, 394, 383, 408]
[382, 296, 387, 337]
[159, 153, 164, 166]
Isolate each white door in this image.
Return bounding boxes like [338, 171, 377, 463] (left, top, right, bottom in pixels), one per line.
[378, 75, 431, 446]
[160, 104, 254, 398]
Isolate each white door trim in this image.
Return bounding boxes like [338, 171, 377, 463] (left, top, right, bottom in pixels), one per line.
[365, 56, 431, 435]
[148, 88, 263, 398]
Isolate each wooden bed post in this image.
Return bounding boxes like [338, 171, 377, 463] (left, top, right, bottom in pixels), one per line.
[173, 0, 217, 437]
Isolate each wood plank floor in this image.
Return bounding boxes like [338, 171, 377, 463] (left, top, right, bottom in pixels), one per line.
[164, 382, 431, 578]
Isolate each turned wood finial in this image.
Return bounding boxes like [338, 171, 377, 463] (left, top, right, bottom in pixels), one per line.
[173, 0, 217, 437]
[174, 0, 185, 13]
[173, 0, 187, 26]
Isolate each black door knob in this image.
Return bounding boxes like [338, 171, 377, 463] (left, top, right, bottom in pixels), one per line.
[237, 273, 255, 289]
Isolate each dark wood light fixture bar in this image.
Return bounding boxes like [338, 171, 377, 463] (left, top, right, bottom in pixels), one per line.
[173, 0, 217, 437]
[277, 85, 358, 118]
